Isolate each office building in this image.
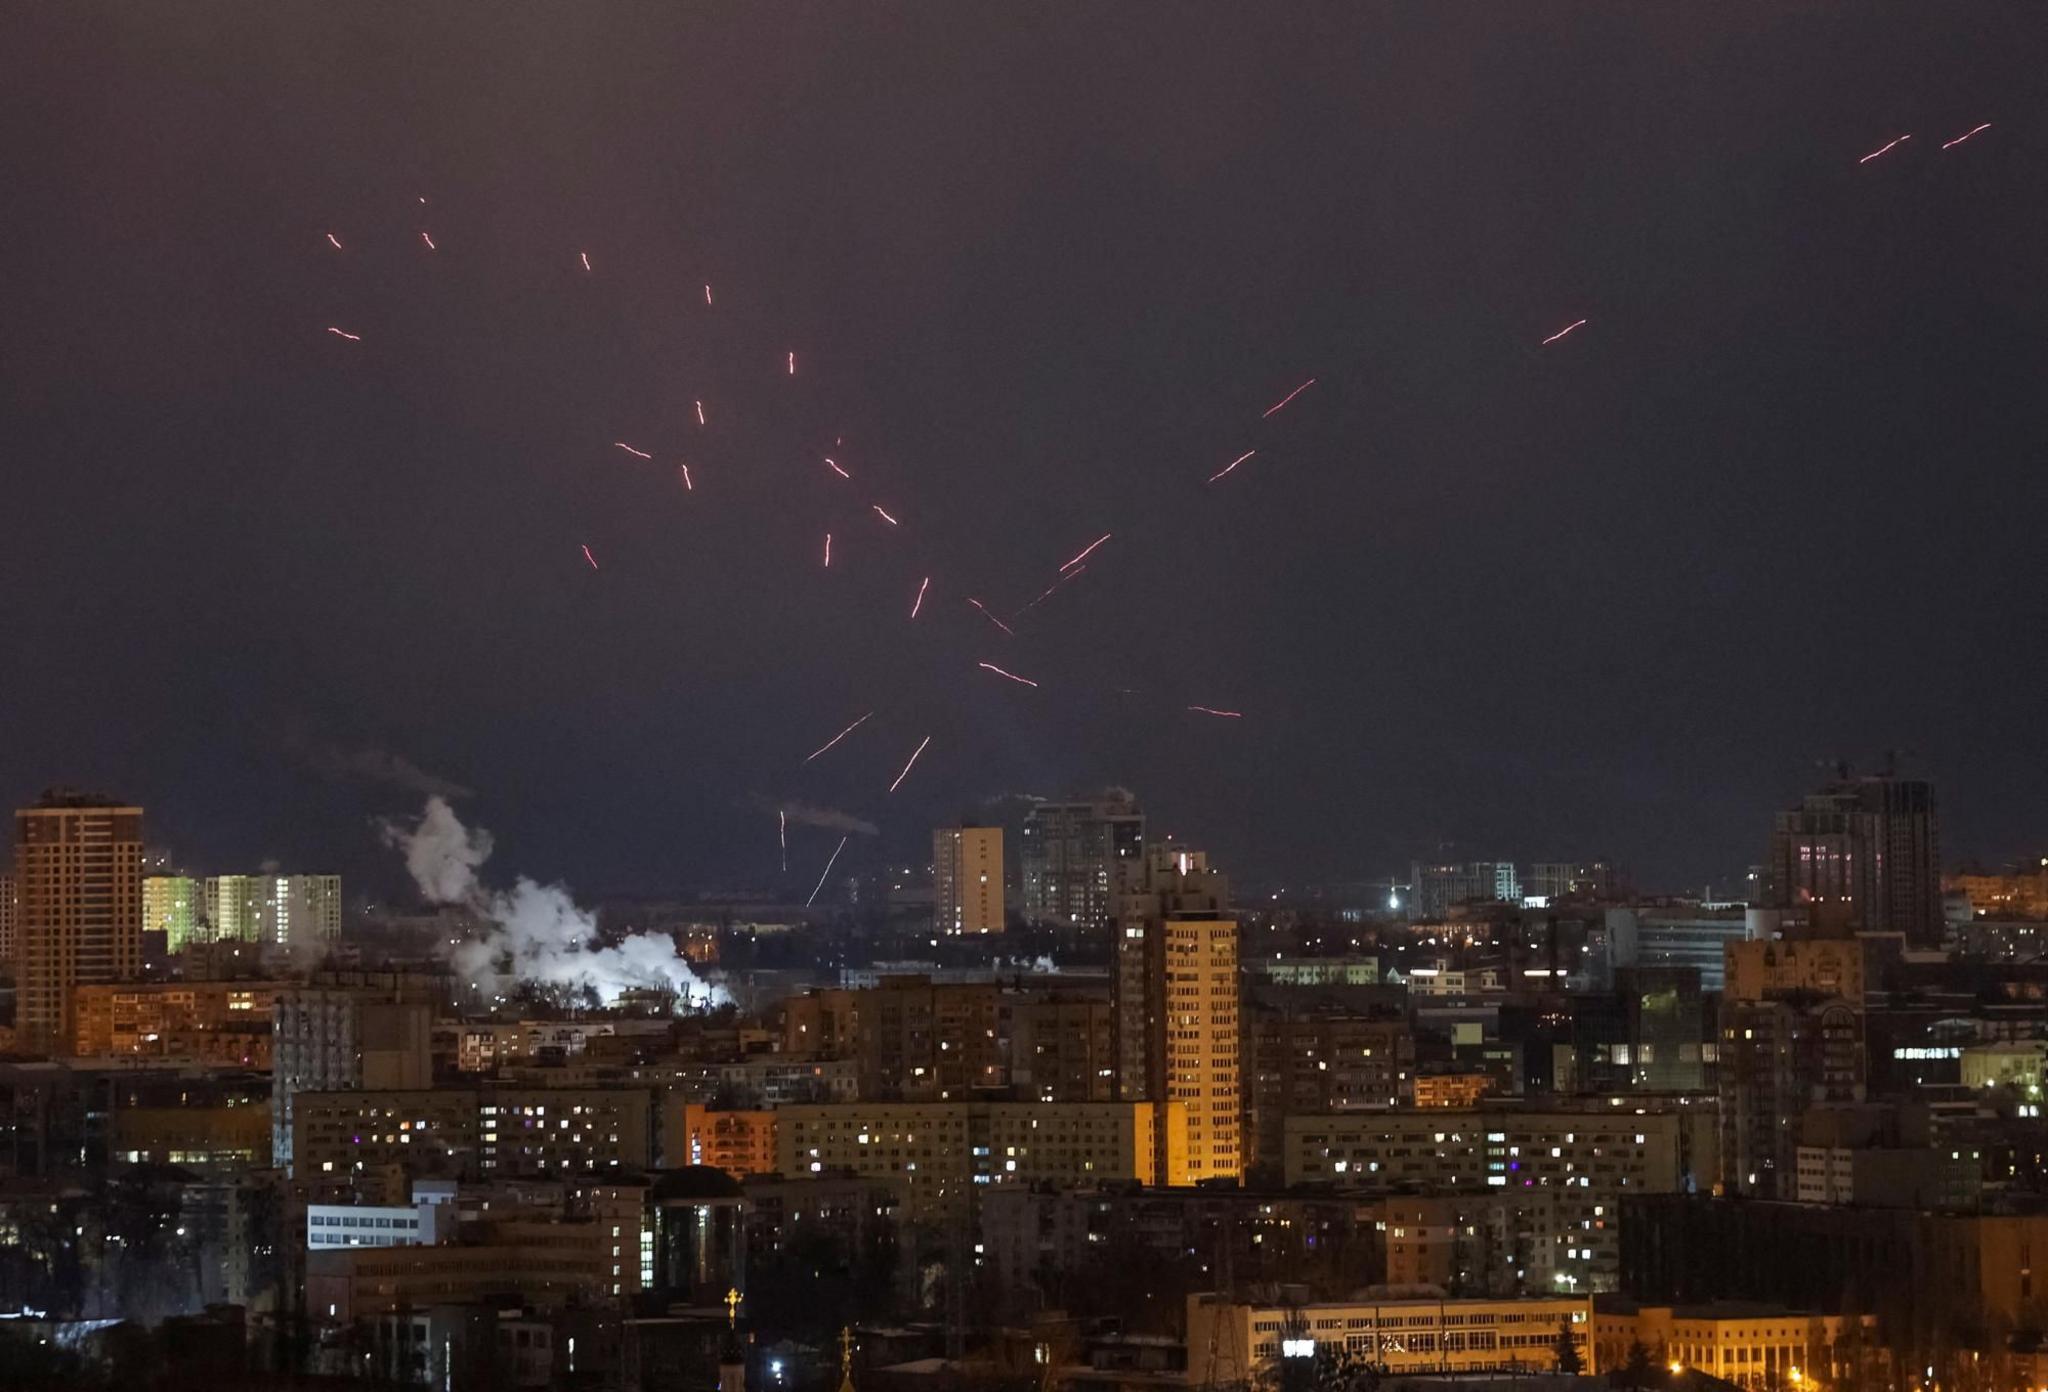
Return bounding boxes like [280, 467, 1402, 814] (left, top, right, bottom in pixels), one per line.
[307, 1190, 457, 1250]
[1591, 1299, 1878, 1392]
[1605, 909, 1755, 992]
[1021, 793, 1144, 928]
[273, 986, 434, 1171]
[1113, 844, 1240, 1181]
[15, 791, 144, 1057]
[775, 1099, 1187, 1224]
[143, 875, 203, 952]
[1622, 1195, 2048, 1368]
[1284, 1101, 1716, 1292]
[933, 825, 1004, 935]
[1765, 770, 1942, 946]
[1410, 861, 1520, 918]
[1522, 862, 1622, 903]
[1187, 1292, 1593, 1381]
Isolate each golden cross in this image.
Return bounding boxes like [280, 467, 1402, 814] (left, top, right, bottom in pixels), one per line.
[725, 1288, 742, 1327]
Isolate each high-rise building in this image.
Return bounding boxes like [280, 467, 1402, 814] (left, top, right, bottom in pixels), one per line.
[14, 791, 144, 1057]
[273, 986, 434, 1172]
[143, 875, 203, 952]
[932, 825, 1003, 935]
[1113, 844, 1241, 1181]
[1718, 996, 1864, 1198]
[1765, 770, 1942, 946]
[1408, 860, 1520, 918]
[851, 976, 1006, 1101]
[1021, 792, 1144, 928]
[1010, 995, 1115, 1102]
[0, 872, 16, 966]
[200, 873, 342, 950]
[204, 874, 265, 942]
[1241, 1002, 1414, 1178]
[258, 873, 343, 949]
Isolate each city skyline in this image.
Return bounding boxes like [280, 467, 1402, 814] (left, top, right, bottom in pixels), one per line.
[6, 8, 2047, 899]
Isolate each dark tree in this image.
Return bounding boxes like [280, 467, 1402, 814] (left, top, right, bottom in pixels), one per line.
[1552, 1321, 1584, 1376]
[1619, 1340, 1655, 1389]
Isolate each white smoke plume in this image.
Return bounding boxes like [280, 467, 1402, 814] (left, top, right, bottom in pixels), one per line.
[382, 797, 724, 1009]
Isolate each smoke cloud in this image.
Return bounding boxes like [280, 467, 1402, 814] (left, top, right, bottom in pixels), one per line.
[299, 735, 475, 800]
[753, 796, 879, 837]
[382, 797, 724, 1009]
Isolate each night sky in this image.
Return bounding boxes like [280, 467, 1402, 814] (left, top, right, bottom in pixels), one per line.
[6, 6, 2047, 900]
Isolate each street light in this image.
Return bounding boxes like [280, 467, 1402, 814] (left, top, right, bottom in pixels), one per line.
[1669, 1364, 1684, 1377]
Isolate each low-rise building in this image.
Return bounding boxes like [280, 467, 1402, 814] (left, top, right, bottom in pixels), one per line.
[1187, 1292, 1593, 1380]
[777, 1100, 1187, 1224]
[74, 981, 279, 1065]
[293, 1086, 655, 1182]
[1592, 1298, 1880, 1392]
[1284, 1100, 1715, 1291]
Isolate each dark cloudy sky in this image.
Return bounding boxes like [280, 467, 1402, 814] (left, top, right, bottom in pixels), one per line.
[5, 5, 2046, 899]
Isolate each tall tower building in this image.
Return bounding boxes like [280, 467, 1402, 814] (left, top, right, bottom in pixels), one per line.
[1021, 792, 1144, 928]
[933, 826, 1004, 935]
[15, 791, 144, 1057]
[143, 875, 203, 953]
[1764, 769, 1942, 946]
[204, 874, 265, 942]
[1112, 844, 1240, 1182]
[257, 873, 343, 949]
[0, 873, 17, 967]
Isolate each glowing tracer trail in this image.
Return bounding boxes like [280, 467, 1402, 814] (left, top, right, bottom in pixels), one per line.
[826, 458, 851, 478]
[1207, 450, 1256, 484]
[580, 545, 599, 571]
[802, 711, 872, 764]
[1187, 705, 1243, 718]
[614, 442, 653, 460]
[806, 835, 848, 907]
[967, 598, 1015, 636]
[978, 661, 1040, 688]
[1942, 123, 1992, 151]
[1060, 533, 1111, 571]
[1541, 319, 1588, 346]
[1858, 134, 1911, 164]
[1262, 377, 1317, 418]
[887, 736, 932, 794]
[325, 326, 362, 341]
[911, 576, 930, 618]
[872, 505, 900, 526]
[325, 233, 343, 250]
